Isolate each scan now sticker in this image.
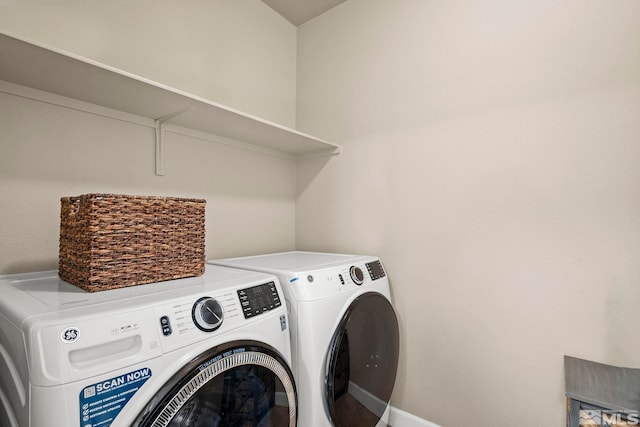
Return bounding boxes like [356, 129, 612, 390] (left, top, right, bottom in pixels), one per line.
[79, 367, 152, 427]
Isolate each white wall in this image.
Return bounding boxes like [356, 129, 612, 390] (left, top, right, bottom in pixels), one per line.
[296, 0, 640, 425]
[0, 0, 298, 274]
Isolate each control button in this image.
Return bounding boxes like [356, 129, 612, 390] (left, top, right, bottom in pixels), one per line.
[160, 316, 172, 336]
[350, 266, 364, 285]
[192, 297, 224, 332]
[338, 274, 345, 285]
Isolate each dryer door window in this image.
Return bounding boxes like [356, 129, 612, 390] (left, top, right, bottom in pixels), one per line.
[325, 292, 400, 426]
[133, 342, 296, 427]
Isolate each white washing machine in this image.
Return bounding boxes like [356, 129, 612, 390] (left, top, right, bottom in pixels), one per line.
[0, 265, 297, 427]
[209, 252, 400, 427]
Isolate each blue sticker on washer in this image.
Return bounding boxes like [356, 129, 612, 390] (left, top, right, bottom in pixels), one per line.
[79, 367, 151, 427]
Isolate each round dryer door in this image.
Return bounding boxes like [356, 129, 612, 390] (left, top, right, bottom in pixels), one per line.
[132, 341, 296, 427]
[325, 292, 400, 426]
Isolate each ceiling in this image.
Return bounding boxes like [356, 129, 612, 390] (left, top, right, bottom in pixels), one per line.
[260, 0, 346, 26]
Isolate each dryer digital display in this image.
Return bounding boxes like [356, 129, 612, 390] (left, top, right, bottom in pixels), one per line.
[366, 260, 386, 280]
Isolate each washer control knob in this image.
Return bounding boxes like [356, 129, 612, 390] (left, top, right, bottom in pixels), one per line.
[192, 297, 224, 332]
[349, 266, 365, 285]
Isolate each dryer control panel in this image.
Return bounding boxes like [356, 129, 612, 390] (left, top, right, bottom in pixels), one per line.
[286, 258, 389, 301]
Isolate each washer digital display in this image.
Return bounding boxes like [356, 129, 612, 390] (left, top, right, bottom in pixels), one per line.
[237, 281, 282, 318]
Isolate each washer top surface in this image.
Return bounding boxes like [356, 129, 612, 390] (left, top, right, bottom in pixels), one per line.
[0, 265, 276, 325]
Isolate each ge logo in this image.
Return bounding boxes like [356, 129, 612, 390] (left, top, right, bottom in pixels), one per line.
[61, 327, 81, 343]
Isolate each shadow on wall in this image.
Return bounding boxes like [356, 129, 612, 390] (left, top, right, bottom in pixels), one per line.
[295, 154, 333, 197]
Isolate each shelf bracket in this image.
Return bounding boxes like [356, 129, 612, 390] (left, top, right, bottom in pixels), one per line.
[154, 107, 191, 176]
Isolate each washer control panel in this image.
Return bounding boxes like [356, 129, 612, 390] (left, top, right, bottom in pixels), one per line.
[237, 281, 281, 319]
[154, 289, 238, 352]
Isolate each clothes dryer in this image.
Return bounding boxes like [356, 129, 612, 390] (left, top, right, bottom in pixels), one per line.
[210, 251, 399, 427]
[0, 265, 296, 427]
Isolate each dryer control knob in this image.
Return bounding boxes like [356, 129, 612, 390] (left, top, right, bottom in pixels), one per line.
[349, 266, 365, 285]
[192, 297, 224, 332]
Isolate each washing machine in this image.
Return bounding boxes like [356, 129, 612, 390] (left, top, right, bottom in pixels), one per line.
[209, 251, 400, 427]
[0, 265, 297, 427]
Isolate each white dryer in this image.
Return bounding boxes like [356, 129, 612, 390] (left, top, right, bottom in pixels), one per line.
[209, 252, 400, 427]
[0, 265, 297, 427]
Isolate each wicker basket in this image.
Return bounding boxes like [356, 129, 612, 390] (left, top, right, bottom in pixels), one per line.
[59, 194, 206, 292]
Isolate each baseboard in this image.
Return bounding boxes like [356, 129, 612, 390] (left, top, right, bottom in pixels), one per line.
[349, 381, 389, 419]
[346, 381, 440, 427]
[388, 405, 441, 427]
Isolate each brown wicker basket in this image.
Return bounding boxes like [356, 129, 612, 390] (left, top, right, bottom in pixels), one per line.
[59, 194, 205, 292]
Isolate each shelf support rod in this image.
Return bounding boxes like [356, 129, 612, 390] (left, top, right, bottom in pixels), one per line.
[154, 107, 192, 176]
